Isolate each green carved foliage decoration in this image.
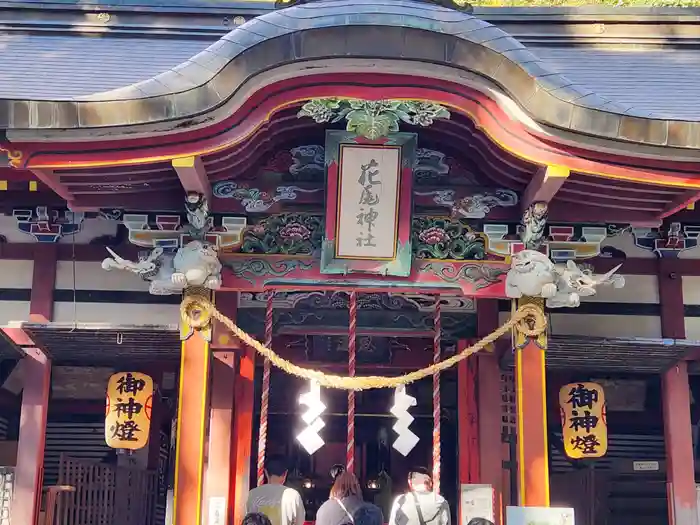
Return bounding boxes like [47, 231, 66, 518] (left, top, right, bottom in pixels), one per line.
[298, 98, 450, 140]
[241, 214, 324, 255]
[412, 217, 487, 260]
[241, 215, 490, 262]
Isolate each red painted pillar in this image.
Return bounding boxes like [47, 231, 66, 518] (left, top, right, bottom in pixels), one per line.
[9, 241, 57, 524]
[457, 353, 479, 485]
[11, 347, 51, 525]
[663, 362, 698, 525]
[173, 292, 211, 525]
[478, 354, 504, 523]
[230, 346, 255, 525]
[475, 299, 504, 523]
[514, 297, 549, 507]
[204, 292, 239, 525]
[658, 260, 697, 525]
[147, 372, 164, 471]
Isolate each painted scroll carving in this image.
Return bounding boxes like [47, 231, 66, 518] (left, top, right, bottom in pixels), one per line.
[505, 250, 624, 308]
[212, 181, 322, 212]
[411, 188, 518, 219]
[452, 190, 519, 219]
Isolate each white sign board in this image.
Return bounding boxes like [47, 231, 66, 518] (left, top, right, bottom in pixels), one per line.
[633, 461, 660, 472]
[208, 496, 227, 525]
[460, 484, 494, 525]
[336, 145, 401, 259]
[506, 506, 574, 525]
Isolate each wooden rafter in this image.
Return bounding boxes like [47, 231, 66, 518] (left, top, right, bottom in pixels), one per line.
[522, 165, 570, 209]
[172, 156, 211, 202]
[658, 189, 700, 220]
[29, 169, 73, 202]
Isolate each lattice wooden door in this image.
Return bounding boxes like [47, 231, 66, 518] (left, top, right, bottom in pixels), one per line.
[53, 455, 157, 525]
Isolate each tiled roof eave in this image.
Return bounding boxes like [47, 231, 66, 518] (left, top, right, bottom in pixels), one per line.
[0, 0, 697, 150]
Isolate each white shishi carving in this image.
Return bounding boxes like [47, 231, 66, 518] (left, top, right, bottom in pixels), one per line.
[102, 240, 223, 295]
[505, 250, 625, 308]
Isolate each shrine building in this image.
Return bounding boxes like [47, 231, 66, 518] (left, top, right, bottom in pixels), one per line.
[1, 1, 700, 525]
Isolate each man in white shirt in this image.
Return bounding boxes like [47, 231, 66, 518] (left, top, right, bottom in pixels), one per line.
[246, 456, 306, 525]
[388, 468, 450, 525]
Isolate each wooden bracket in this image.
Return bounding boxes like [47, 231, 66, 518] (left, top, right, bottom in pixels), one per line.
[172, 156, 211, 203]
[522, 165, 570, 209]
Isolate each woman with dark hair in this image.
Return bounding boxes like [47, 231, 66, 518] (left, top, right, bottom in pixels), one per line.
[316, 471, 384, 525]
[243, 513, 273, 525]
[330, 464, 346, 482]
[466, 519, 494, 525]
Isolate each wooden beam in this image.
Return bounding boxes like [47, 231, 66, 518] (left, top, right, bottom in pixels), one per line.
[2, 325, 36, 349]
[0, 239, 683, 277]
[29, 243, 57, 323]
[0, 242, 140, 262]
[658, 190, 700, 220]
[29, 169, 73, 201]
[522, 165, 570, 209]
[547, 201, 661, 225]
[67, 191, 184, 211]
[172, 156, 211, 202]
[222, 257, 509, 297]
[278, 344, 436, 371]
[658, 258, 685, 340]
[67, 203, 102, 212]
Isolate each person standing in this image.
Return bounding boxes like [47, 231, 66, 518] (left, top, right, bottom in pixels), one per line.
[316, 471, 384, 525]
[387, 468, 450, 525]
[246, 456, 306, 525]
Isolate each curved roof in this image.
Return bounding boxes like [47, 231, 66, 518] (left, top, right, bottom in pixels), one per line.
[0, 33, 209, 100]
[3, 33, 700, 124]
[0, 0, 697, 150]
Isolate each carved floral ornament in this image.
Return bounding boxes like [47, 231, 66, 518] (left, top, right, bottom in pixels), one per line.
[297, 98, 451, 140]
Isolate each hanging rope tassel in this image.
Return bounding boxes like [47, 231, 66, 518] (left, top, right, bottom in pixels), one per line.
[347, 291, 357, 473]
[432, 296, 441, 494]
[256, 291, 274, 486]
